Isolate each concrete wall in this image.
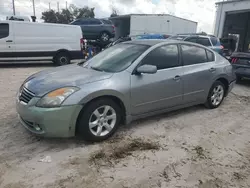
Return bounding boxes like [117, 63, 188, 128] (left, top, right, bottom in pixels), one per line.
[214, 0, 250, 37]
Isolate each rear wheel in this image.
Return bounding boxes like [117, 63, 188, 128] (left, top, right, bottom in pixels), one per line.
[205, 81, 225, 109]
[76, 98, 121, 142]
[54, 52, 70, 66]
[100, 32, 110, 42]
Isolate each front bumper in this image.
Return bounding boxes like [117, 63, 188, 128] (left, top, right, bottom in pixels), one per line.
[16, 97, 82, 138]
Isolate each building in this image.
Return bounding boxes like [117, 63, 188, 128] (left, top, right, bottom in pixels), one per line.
[214, 0, 250, 52]
[109, 14, 197, 39]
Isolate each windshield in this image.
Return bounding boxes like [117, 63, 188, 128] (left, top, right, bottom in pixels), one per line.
[84, 43, 149, 73]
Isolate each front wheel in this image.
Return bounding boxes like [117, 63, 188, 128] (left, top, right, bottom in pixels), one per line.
[76, 98, 121, 142]
[205, 81, 225, 109]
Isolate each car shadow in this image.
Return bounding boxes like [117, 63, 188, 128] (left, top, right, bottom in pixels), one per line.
[123, 105, 205, 130]
[236, 78, 250, 87]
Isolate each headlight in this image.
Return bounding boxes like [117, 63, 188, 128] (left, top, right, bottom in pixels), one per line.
[36, 87, 79, 108]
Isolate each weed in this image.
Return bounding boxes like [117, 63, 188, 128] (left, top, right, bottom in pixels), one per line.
[89, 138, 160, 165]
[193, 146, 207, 159]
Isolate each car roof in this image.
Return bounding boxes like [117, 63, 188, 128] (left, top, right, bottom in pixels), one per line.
[124, 39, 178, 46]
[123, 39, 216, 53]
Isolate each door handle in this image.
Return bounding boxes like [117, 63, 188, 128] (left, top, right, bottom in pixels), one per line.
[209, 67, 216, 72]
[6, 40, 13, 43]
[173, 75, 181, 81]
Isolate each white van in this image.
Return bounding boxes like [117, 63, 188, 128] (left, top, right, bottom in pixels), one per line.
[0, 21, 83, 65]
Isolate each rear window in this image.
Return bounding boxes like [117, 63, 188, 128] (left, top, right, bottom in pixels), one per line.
[196, 38, 211, 46]
[210, 37, 219, 46]
[102, 19, 112, 25]
[0, 23, 9, 39]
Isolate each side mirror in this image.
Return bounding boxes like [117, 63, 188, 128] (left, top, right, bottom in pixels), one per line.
[136, 65, 157, 74]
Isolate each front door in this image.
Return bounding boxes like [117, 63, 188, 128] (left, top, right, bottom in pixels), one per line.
[130, 44, 183, 115]
[0, 22, 16, 62]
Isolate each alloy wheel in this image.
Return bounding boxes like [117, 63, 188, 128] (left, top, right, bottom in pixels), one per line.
[89, 105, 117, 137]
[211, 85, 224, 106]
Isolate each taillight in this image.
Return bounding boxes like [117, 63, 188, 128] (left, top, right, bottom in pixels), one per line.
[220, 45, 224, 49]
[231, 58, 238, 63]
[80, 38, 84, 49]
[112, 25, 115, 33]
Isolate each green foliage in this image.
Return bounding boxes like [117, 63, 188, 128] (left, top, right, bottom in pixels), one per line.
[41, 4, 95, 24]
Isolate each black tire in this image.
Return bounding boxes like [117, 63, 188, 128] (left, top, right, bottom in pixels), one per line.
[54, 52, 70, 66]
[76, 98, 121, 142]
[205, 81, 226, 109]
[236, 75, 242, 83]
[99, 32, 110, 42]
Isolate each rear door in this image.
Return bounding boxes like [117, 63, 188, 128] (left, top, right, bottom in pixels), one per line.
[181, 44, 216, 103]
[0, 22, 16, 62]
[88, 19, 103, 38]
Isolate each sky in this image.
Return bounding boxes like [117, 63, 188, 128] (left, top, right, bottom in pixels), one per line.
[0, 0, 219, 33]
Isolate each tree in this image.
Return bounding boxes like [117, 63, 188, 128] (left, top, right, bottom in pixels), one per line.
[69, 4, 95, 19]
[110, 7, 118, 17]
[41, 10, 58, 23]
[41, 4, 95, 24]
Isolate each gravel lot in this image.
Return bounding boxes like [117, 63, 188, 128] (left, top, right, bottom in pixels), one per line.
[1, 63, 250, 188]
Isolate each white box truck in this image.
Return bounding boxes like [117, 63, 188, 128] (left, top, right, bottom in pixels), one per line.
[109, 14, 197, 39]
[0, 21, 83, 65]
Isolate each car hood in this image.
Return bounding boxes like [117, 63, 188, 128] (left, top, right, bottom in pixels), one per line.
[24, 64, 113, 97]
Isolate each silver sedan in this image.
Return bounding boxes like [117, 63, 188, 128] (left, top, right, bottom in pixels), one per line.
[16, 40, 236, 141]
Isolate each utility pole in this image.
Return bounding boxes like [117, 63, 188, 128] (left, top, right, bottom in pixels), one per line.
[57, 2, 59, 12]
[49, 2, 51, 10]
[12, 0, 16, 15]
[32, 0, 36, 16]
[66, 1, 68, 10]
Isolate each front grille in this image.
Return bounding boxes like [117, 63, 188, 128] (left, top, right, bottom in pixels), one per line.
[19, 87, 35, 104]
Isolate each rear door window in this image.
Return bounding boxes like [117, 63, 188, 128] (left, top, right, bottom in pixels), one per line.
[196, 38, 211, 46]
[206, 50, 215, 62]
[89, 19, 102, 25]
[102, 19, 112, 25]
[0, 23, 9, 39]
[79, 19, 89, 25]
[181, 44, 208, 66]
[185, 37, 197, 43]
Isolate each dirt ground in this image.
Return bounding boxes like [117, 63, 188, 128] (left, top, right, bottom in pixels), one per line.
[1, 63, 250, 188]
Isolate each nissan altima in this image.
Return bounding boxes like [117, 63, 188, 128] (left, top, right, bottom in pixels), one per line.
[16, 40, 236, 141]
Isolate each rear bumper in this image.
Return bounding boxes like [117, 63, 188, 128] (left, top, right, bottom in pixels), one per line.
[234, 67, 250, 78]
[110, 33, 115, 38]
